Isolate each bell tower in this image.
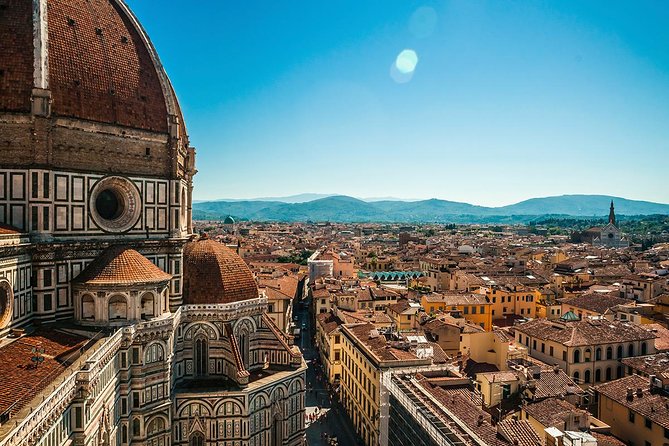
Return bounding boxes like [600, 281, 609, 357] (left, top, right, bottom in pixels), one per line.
[608, 200, 616, 226]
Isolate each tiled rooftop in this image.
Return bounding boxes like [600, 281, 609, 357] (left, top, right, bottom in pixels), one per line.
[73, 246, 172, 286]
[595, 374, 669, 430]
[0, 330, 88, 419]
[183, 238, 259, 304]
[515, 318, 657, 346]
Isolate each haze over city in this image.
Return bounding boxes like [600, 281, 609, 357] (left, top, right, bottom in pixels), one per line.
[127, 0, 669, 206]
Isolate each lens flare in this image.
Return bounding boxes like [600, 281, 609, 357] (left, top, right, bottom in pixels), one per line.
[395, 49, 418, 74]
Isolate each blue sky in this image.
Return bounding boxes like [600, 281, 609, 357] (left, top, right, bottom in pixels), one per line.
[127, 1, 669, 206]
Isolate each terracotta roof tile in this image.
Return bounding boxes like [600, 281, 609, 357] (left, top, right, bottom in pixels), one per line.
[0, 0, 33, 112]
[0, 330, 88, 418]
[559, 292, 632, 315]
[496, 418, 542, 446]
[47, 0, 168, 132]
[183, 238, 259, 304]
[0, 224, 23, 235]
[621, 352, 669, 376]
[515, 318, 656, 346]
[523, 398, 587, 429]
[595, 374, 669, 430]
[73, 246, 171, 286]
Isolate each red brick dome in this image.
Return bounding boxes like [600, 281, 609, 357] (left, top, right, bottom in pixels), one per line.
[0, 0, 181, 132]
[183, 238, 259, 305]
[73, 245, 172, 286]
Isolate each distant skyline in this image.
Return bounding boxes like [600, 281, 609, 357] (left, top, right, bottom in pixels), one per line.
[127, 1, 669, 206]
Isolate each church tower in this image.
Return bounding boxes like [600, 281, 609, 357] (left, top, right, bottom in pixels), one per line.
[609, 200, 617, 226]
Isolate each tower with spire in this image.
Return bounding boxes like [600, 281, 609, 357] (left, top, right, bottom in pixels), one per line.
[608, 200, 616, 226]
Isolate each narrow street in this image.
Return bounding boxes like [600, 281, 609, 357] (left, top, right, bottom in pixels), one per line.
[295, 297, 360, 446]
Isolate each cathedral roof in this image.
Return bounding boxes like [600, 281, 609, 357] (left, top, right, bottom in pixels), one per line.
[182, 237, 259, 305]
[0, 0, 184, 134]
[73, 246, 171, 286]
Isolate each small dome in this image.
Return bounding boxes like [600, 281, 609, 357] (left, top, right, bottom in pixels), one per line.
[560, 310, 580, 322]
[183, 238, 258, 305]
[224, 216, 235, 225]
[73, 246, 171, 286]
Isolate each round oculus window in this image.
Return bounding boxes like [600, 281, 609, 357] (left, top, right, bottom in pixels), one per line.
[95, 189, 125, 220]
[90, 176, 141, 232]
[0, 280, 12, 329]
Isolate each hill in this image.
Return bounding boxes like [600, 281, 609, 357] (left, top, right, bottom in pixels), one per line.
[192, 194, 669, 223]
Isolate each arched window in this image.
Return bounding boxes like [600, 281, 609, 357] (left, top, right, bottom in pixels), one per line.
[595, 348, 601, 361]
[147, 417, 165, 435]
[132, 418, 141, 437]
[194, 337, 208, 377]
[181, 188, 188, 225]
[606, 346, 612, 360]
[82, 294, 95, 320]
[141, 293, 155, 320]
[573, 349, 580, 364]
[109, 295, 127, 320]
[584, 348, 591, 362]
[189, 432, 204, 446]
[271, 414, 283, 446]
[144, 343, 165, 364]
[584, 370, 591, 383]
[628, 344, 634, 357]
[595, 369, 601, 382]
[573, 371, 580, 383]
[616, 365, 623, 378]
[641, 342, 647, 355]
[617, 345, 623, 359]
[605, 367, 611, 381]
[239, 330, 249, 369]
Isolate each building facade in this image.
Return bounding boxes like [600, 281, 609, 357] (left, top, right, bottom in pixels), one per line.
[515, 317, 656, 387]
[0, 1, 305, 445]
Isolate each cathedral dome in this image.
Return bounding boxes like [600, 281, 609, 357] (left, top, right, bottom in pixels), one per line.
[182, 237, 259, 305]
[1, 0, 176, 131]
[0, 0, 191, 178]
[73, 245, 172, 286]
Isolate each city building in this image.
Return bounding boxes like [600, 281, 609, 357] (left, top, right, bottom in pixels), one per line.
[582, 202, 630, 248]
[419, 292, 492, 330]
[594, 374, 669, 446]
[339, 322, 449, 446]
[515, 317, 657, 386]
[0, 2, 305, 445]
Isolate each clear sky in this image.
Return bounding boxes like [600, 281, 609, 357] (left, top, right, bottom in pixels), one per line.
[127, 0, 669, 206]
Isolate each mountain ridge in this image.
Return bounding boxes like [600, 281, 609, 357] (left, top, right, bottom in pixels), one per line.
[193, 194, 669, 223]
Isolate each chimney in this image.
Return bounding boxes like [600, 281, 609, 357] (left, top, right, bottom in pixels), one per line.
[626, 388, 634, 401]
[477, 415, 484, 426]
[636, 388, 643, 398]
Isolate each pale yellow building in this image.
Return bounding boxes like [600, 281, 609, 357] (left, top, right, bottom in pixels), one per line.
[476, 371, 519, 407]
[386, 299, 421, 332]
[420, 292, 492, 331]
[595, 374, 669, 446]
[339, 323, 447, 446]
[315, 312, 343, 383]
[479, 284, 541, 321]
[515, 317, 657, 387]
[460, 324, 520, 370]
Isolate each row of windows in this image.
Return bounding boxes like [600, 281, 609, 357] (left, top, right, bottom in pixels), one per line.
[627, 409, 669, 440]
[573, 366, 622, 384]
[518, 335, 648, 363]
